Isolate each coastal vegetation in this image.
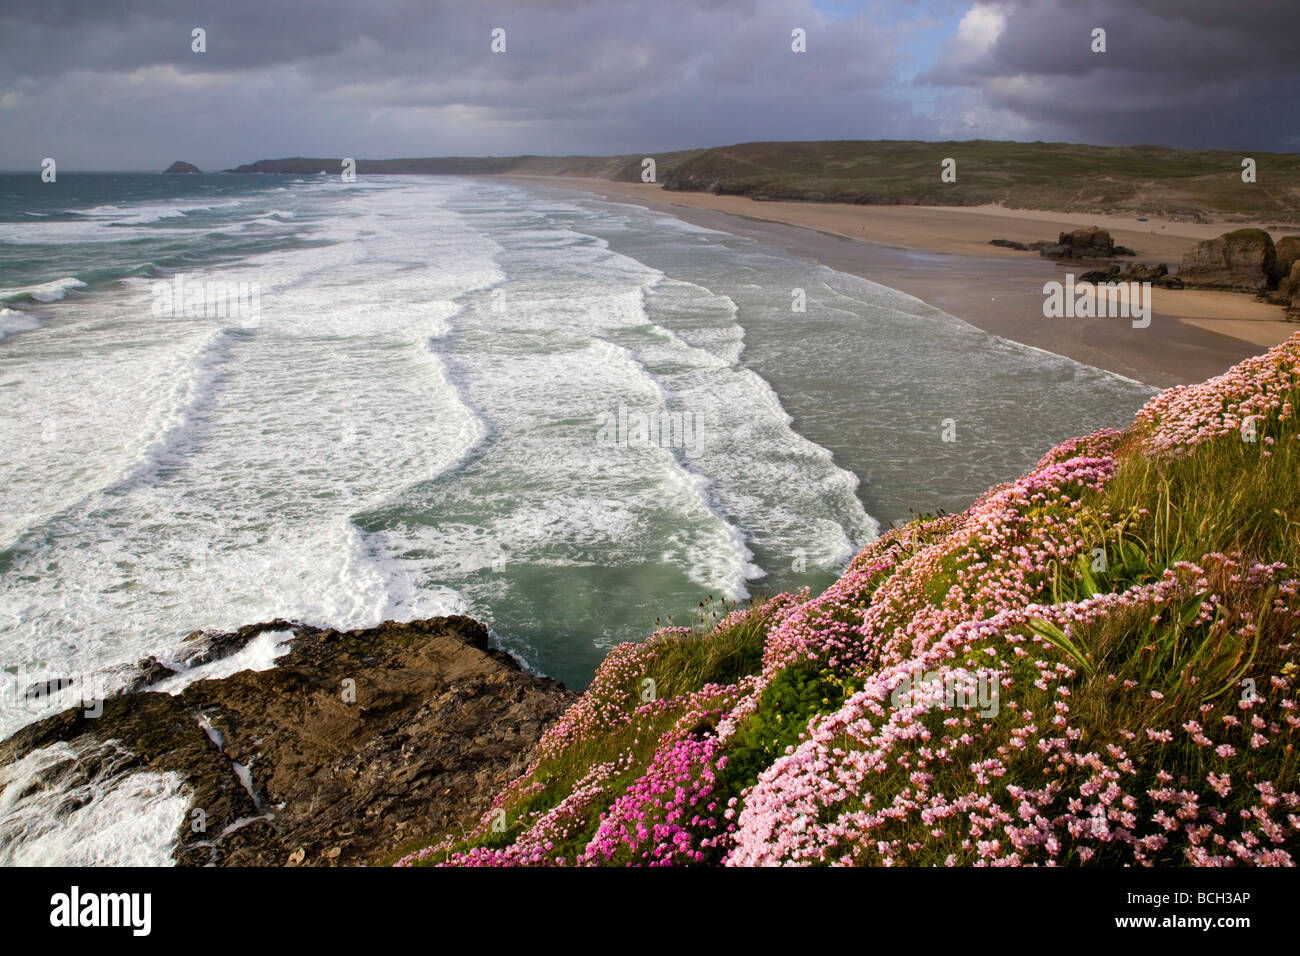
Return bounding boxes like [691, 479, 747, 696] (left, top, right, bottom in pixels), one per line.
[398, 333, 1300, 866]
[660, 141, 1300, 222]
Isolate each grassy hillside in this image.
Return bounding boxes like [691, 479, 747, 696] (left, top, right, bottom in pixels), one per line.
[395, 333, 1300, 867]
[660, 141, 1300, 222]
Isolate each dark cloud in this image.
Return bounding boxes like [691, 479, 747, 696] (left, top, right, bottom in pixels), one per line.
[0, 0, 1294, 170]
[921, 0, 1300, 150]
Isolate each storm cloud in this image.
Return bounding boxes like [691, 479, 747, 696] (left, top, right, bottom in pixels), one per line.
[922, 0, 1300, 149]
[0, 0, 1294, 170]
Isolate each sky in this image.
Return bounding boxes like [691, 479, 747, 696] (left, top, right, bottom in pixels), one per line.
[1, 0, 1296, 171]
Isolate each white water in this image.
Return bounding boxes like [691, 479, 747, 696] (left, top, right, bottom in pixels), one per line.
[0, 175, 1156, 864]
[0, 741, 189, 866]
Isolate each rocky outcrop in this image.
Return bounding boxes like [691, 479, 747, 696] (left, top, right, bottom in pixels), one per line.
[1077, 262, 1170, 284]
[1032, 227, 1133, 260]
[1119, 262, 1169, 282]
[1273, 236, 1300, 287]
[164, 161, 201, 174]
[0, 617, 575, 866]
[1178, 228, 1276, 292]
[1272, 259, 1300, 319]
[988, 238, 1029, 251]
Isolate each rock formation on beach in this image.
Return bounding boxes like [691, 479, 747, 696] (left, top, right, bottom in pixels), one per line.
[1172, 228, 1300, 316]
[1031, 226, 1135, 260]
[1178, 228, 1277, 291]
[1272, 258, 1300, 318]
[0, 617, 574, 866]
[1271, 236, 1300, 285]
[1078, 262, 1171, 284]
[163, 161, 201, 174]
[1269, 237, 1300, 317]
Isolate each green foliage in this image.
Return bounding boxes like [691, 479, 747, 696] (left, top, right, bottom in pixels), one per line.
[714, 665, 859, 802]
[643, 598, 770, 701]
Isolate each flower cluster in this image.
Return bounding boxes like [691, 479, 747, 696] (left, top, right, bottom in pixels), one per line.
[580, 728, 726, 865]
[729, 557, 1299, 866]
[1137, 332, 1300, 456]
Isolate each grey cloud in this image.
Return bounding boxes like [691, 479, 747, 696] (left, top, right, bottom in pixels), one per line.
[0, 0, 1294, 170]
[921, 0, 1300, 150]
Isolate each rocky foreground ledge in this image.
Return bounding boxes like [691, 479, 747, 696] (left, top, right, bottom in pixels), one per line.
[0, 618, 574, 866]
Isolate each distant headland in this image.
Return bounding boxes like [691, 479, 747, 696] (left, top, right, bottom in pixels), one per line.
[218, 140, 1300, 222]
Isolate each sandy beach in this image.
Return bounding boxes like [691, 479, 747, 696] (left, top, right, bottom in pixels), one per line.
[501, 175, 1298, 388]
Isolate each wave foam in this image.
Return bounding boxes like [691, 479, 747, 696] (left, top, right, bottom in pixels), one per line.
[0, 276, 86, 303]
[0, 741, 188, 866]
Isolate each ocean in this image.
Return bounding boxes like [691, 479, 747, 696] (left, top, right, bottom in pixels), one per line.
[0, 172, 1155, 862]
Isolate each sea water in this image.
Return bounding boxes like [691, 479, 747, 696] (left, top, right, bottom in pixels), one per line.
[0, 173, 1155, 862]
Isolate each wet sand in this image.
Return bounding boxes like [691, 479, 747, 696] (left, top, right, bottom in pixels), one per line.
[499, 175, 1297, 388]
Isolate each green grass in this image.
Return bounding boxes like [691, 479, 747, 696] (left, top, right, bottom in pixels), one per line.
[661, 140, 1300, 220]
[639, 600, 770, 701]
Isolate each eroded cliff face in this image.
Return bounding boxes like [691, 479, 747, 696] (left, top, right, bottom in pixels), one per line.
[1178, 228, 1278, 291]
[0, 617, 575, 866]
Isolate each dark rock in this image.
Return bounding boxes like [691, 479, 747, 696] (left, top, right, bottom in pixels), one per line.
[1178, 228, 1276, 292]
[178, 618, 299, 670]
[1079, 265, 1121, 283]
[1274, 260, 1300, 319]
[164, 161, 201, 174]
[1029, 240, 1066, 256]
[1037, 226, 1116, 260]
[1070, 261, 1165, 286]
[988, 238, 1028, 251]
[122, 656, 179, 694]
[1113, 245, 1137, 257]
[1272, 236, 1300, 287]
[1117, 262, 1169, 282]
[0, 616, 575, 867]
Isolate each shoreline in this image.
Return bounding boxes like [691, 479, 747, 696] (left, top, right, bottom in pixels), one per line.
[498, 175, 1296, 388]
[0, 616, 575, 866]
